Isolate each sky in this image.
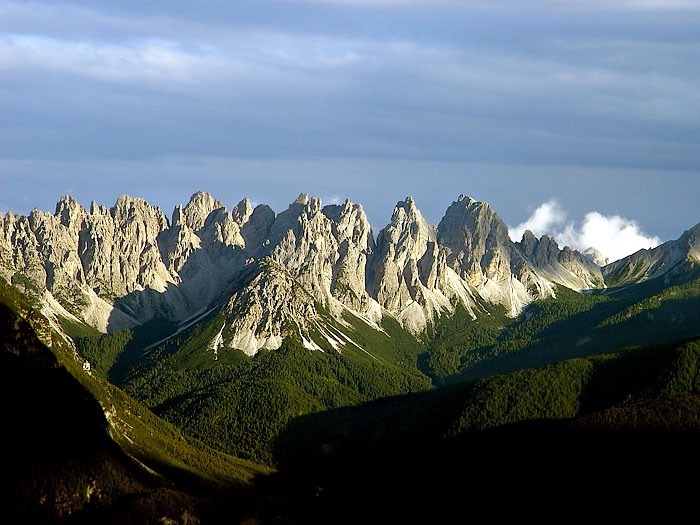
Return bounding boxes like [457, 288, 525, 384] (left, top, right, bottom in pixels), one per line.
[1, 0, 699, 261]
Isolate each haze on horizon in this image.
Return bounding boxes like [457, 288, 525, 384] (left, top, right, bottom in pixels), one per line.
[1, 1, 699, 261]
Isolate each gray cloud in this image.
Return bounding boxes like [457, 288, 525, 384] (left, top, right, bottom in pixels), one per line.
[1, 0, 699, 244]
[3, 25, 698, 167]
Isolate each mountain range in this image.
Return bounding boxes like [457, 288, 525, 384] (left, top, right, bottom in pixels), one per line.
[2, 191, 700, 523]
[1, 191, 616, 347]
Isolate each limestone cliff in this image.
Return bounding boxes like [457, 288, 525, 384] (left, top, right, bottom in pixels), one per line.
[603, 222, 700, 285]
[371, 197, 478, 333]
[0, 190, 614, 354]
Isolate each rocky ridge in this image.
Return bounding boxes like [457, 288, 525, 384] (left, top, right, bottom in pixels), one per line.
[603, 222, 700, 286]
[371, 197, 480, 332]
[0, 191, 607, 354]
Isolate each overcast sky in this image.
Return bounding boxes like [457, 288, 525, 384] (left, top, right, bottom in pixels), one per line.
[1, 1, 699, 260]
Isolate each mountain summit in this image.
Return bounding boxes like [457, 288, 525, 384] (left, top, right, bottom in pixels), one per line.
[604, 223, 700, 286]
[0, 192, 614, 353]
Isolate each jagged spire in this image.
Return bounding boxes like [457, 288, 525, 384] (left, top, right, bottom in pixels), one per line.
[232, 198, 253, 225]
[55, 195, 86, 228]
[293, 193, 309, 206]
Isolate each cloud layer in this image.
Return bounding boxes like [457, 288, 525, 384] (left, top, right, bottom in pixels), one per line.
[509, 200, 661, 262]
[1, 1, 698, 245]
[2, 0, 699, 166]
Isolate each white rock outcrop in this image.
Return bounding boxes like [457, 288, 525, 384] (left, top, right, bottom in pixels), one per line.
[603, 222, 700, 284]
[371, 197, 479, 333]
[0, 190, 611, 353]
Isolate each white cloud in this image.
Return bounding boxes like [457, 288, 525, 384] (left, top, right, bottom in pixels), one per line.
[0, 34, 226, 84]
[509, 199, 566, 243]
[2, 0, 699, 178]
[509, 200, 661, 262]
[0, 31, 370, 89]
[559, 212, 661, 262]
[324, 194, 344, 205]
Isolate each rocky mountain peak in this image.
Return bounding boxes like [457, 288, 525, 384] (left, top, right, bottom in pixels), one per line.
[370, 197, 476, 332]
[181, 191, 223, 232]
[220, 259, 329, 355]
[513, 232, 541, 259]
[322, 199, 374, 250]
[268, 194, 316, 247]
[512, 231, 603, 290]
[393, 196, 421, 220]
[584, 247, 609, 267]
[289, 193, 322, 214]
[519, 230, 538, 253]
[171, 204, 184, 227]
[531, 235, 561, 266]
[232, 198, 253, 226]
[314, 199, 378, 318]
[457, 193, 476, 205]
[89, 201, 109, 216]
[1, 190, 615, 351]
[439, 194, 507, 235]
[437, 194, 510, 284]
[681, 222, 700, 256]
[688, 222, 700, 238]
[240, 204, 275, 253]
[381, 198, 436, 252]
[294, 193, 309, 206]
[322, 198, 352, 220]
[55, 195, 87, 230]
[604, 221, 700, 285]
[309, 197, 322, 213]
[260, 194, 339, 307]
[111, 195, 169, 230]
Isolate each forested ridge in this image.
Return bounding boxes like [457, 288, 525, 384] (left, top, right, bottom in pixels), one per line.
[65, 268, 700, 466]
[3, 259, 700, 522]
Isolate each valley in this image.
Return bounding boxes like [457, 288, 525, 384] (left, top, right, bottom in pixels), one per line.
[2, 192, 699, 523]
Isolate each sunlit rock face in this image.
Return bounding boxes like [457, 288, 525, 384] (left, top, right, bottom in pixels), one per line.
[0, 191, 610, 352]
[322, 198, 378, 319]
[515, 232, 604, 290]
[368, 197, 476, 333]
[603, 222, 700, 285]
[436, 194, 545, 316]
[434, 194, 606, 316]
